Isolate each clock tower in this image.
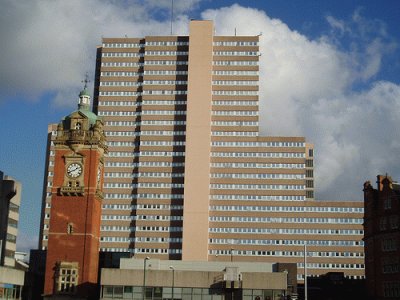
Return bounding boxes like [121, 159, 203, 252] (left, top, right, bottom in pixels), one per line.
[43, 84, 107, 299]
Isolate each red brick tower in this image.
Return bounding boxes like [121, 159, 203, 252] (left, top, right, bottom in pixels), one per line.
[43, 84, 107, 299]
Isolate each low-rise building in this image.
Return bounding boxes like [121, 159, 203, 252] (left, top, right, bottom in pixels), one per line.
[0, 171, 24, 299]
[101, 258, 294, 300]
[364, 175, 400, 300]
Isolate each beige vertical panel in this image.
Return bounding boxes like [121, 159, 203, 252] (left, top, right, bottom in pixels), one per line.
[182, 20, 214, 261]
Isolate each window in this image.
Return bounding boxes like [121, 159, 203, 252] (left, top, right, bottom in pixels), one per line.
[67, 223, 74, 234]
[56, 262, 79, 294]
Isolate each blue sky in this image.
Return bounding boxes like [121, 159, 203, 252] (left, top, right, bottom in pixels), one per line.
[1, 0, 399, 253]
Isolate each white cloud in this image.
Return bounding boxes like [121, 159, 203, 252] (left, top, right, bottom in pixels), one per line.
[0, 0, 193, 107]
[1, 1, 399, 202]
[203, 5, 399, 200]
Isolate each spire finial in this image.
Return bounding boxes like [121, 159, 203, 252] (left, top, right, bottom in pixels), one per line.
[82, 72, 90, 90]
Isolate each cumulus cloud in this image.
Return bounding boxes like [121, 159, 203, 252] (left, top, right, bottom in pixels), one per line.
[203, 5, 399, 200]
[1, 1, 399, 202]
[0, 0, 195, 106]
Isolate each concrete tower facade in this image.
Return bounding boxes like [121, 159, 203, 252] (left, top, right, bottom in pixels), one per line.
[40, 20, 364, 282]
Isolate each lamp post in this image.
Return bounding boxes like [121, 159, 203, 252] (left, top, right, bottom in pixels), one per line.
[169, 266, 175, 300]
[283, 270, 288, 300]
[230, 248, 233, 262]
[304, 243, 308, 300]
[143, 257, 150, 300]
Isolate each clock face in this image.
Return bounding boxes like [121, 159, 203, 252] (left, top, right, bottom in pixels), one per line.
[67, 163, 82, 178]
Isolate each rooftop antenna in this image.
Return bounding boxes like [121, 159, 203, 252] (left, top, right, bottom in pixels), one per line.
[234, 28, 237, 36]
[170, 0, 174, 35]
[82, 72, 90, 90]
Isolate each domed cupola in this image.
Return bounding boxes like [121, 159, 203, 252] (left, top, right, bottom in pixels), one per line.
[78, 87, 91, 110]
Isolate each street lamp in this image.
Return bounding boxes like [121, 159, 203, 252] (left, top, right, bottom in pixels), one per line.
[230, 248, 233, 262]
[169, 266, 175, 300]
[143, 257, 150, 300]
[283, 270, 288, 300]
[304, 243, 308, 300]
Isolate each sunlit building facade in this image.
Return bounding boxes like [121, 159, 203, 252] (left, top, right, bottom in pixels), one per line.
[39, 20, 364, 282]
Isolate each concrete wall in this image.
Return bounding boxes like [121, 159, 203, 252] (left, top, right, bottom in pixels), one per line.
[0, 266, 25, 285]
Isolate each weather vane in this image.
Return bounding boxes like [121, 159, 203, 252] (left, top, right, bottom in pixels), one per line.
[82, 72, 90, 89]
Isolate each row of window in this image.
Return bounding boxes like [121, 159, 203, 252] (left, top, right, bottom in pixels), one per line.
[209, 227, 363, 235]
[137, 183, 184, 189]
[297, 262, 365, 270]
[101, 225, 129, 231]
[99, 91, 140, 96]
[143, 90, 187, 95]
[211, 195, 306, 201]
[211, 162, 305, 169]
[144, 70, 188, 75]
[213, 100, 258, 106]
[102, 204, 183, 210]
[214, 51, 258, 56]
[213, 80, 258, 85]
[105, 182, 184, 189]
[100, 70, 188, 76]
[211, 151, 305, 158]
[141, 130, 186, 135]
[101, 61, 190, 67]
[211, 173, 304, 179]
[209, 216, 363, 224]
[105, 130, 186, 136]
[213, 61, 258, 66]
[101, 62, 139, 67]
[209, 204, 364, 213]
[136, 215, 182, 221]
[144, 80, 187, 85]
[101, 71, 141, 76]
[213, 70, 258, 75]
[99, 110, 261, 117]
[145, 41, 189, 46]
[98, 111, 139, 116]
[107, 152, 138, 157]
[141, 151, 185, 156]
[212, 121, 258, 126]
[145, 60, 188, 65]
[210, 184, 305, 190]
[140, 140, 185, 146]
[100, 81, 141, 86]
[105, 161, 185, 167]
[212, 90, 258, 95]
[105, 172, 184, 178]
[209, 238, 364, 247]
[209, 249, 363, 259]
[212, 131, 258, 136]
[134, 237, 182, 243]
[212, 141, 305, 148]
[142, 120, 186, 125]
[145, 50, 188, 56]
[107, 141, 137, 147]
[102, 214, 183, 222]
[105, 121, 138, 127]
[103, 43, 142, 48]
[103, 193, 184, 200]
[213, 41, 258, 46]
[142, 110, 186, 115]
[136, 226, 182, 232]
[212, 110, 258, 116]
[135, 248, 182, 254]
[99, 101, 137, 106]
[102, 52, 140, 57]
